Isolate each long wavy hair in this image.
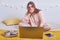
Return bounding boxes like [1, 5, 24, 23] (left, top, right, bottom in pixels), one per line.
[26, 1, 41, 16]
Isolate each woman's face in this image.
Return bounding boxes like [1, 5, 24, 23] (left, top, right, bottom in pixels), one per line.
[28, 4, 35, 13]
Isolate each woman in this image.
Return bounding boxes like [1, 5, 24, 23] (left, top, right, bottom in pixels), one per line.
[19, 1, 50, 31]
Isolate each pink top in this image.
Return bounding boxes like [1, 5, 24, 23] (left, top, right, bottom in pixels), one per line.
[19, 11, 45, 27]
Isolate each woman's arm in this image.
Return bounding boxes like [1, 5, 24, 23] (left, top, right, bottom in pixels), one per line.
[19, 15, 31, 27]
[38, 11, 45, 27]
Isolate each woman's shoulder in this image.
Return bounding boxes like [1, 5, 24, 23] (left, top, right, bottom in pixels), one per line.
[38, 10, 44, 17]
[38, 8, 42, 11]
[24, 13, 31, 18]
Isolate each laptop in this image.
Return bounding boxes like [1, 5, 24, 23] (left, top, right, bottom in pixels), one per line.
[19, 27, 43, 39]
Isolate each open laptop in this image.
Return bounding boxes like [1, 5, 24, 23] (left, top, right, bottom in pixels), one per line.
[19, 27, 43, 39]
